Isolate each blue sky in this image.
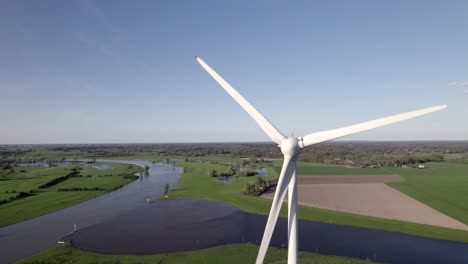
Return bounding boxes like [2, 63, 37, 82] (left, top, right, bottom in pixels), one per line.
[1, 0, 467, 144]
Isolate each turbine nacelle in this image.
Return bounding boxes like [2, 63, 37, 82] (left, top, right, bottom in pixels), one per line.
[280, 137, 302, 159]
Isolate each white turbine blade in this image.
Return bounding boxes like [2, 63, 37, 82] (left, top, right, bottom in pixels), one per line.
[196, 57, 286, 144]
[256, 158, 295, 264]
[302, 105, 447, 147]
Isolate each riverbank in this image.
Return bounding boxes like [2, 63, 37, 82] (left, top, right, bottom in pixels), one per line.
[18, 242, 373, 264]
[0, 160, 182, 264]
[0, 162, 141, 227]
[26, 199, 468, 263]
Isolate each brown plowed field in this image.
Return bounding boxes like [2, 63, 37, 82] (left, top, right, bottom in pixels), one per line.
[262, 175, 468, 231]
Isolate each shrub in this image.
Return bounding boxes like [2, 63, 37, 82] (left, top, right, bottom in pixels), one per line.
[38, 171, 79, 189]
[0, 191, 34, 205]
[241, 177, 272, 196]
[208, 168, 217, 177]
[58, 187, 104, 191]
[122, 173, 138, 179]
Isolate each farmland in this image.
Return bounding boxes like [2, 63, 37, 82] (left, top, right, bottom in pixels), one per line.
[0, 162, 141, 227]
[2, 142, 468, 263]
[163, 160, 468, 242]
[388, 162, 468, 224]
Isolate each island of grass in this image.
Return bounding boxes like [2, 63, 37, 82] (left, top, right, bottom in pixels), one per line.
[0, 162, 141, 227]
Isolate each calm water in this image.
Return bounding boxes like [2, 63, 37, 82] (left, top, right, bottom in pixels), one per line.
[16, 161, 113, 170]
[16, 161, 77, 167]
[216, 167, 268, 183]
[87, 164, 114, 170]
[0, 160, 182, 264]
[216, 175, 236, 183]
[67, 199, 468, 264]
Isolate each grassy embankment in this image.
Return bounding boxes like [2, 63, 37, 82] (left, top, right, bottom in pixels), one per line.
[0, 162, 141, 227]
[17, 242, 375, 264]
[165, 160, 468, 243]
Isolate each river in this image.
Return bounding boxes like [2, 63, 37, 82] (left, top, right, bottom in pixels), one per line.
[0, 160, 182, 264]
[66, 199, 468, 264]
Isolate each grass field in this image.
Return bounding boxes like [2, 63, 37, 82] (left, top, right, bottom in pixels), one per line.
[0, 162, 140, 227]
[164, 161, 468, 243]
[280, 162, 468, 227]
[294, 162, 393, 175]
[17, 242, 375, 264]
[291, 162, 468, 227]
[387, 162, 468, 225]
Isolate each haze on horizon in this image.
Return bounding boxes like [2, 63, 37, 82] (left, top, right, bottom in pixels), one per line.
[1, 0, 467, 144]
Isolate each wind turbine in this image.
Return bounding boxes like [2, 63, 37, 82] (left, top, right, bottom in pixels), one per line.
[195, 56, 446, 264]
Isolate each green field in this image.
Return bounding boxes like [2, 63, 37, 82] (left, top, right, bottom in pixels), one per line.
[294, 162, 393, 175]
[0, 162, 140, 227]
[18, 243, 375, 264]
[286, 161, 468, 226]
[163, 161, 468, 243]
[388, 162, 468, 224]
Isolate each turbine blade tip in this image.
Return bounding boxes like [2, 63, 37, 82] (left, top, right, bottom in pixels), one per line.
[195, 56, 199, 59]
[434, 105, 447, 110]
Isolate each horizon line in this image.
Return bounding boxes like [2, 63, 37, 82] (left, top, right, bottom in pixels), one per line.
[1, 139, 468, 146]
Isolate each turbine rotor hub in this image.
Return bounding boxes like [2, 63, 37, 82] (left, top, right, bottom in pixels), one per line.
[280, 137, 302, 159]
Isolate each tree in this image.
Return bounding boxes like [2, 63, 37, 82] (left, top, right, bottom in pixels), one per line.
[71, 165, 82, 173]
[1, 162, 10, 171]
[164, 183, 169, 194]
[431, 154, 444, 162]
[255, 177, 266, 189]
[241, 182, 251, 194]
[249, 156, 258, 164]
[208, 168, 217, 177]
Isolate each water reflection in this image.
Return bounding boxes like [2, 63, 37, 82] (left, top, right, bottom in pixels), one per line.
[215, 168, 268, 183]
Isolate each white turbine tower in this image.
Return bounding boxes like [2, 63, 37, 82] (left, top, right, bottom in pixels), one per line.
[195, 56, 446, 264]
